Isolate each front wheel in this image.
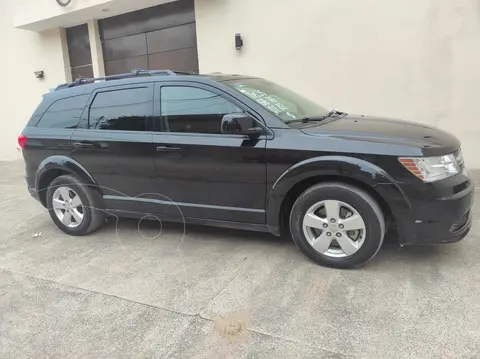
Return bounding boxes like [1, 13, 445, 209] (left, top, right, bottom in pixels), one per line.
[289, 182, 385, 269]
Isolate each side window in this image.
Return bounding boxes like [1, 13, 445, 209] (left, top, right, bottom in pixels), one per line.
[161, 86, 243, 134]
[89, 87, 152, 131]
[37, 95, 89, 129]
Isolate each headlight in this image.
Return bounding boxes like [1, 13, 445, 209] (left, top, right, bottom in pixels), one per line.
[399, 154, 460, 182]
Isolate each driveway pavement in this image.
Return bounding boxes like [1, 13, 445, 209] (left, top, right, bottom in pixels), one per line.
[1, 160, 480, 359]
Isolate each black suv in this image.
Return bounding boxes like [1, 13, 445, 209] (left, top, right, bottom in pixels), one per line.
[19, 69, 475, 269]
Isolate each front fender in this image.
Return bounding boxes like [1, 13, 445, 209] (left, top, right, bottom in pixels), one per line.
[35, 155, 97, 192]
[266, 156, 411, 231]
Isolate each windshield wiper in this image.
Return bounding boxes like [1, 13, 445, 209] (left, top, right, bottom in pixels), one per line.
[285, 115, 327, 124]
[285, 110, 347, 124]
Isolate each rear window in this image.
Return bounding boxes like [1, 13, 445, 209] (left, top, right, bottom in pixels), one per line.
[37, 95, 89, 129]
[26, 97, 48, 127]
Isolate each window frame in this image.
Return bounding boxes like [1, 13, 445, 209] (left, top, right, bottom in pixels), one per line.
[154, 81, 268, 136]
[37, 94, 90, 130]
[78, 83, 154, 132]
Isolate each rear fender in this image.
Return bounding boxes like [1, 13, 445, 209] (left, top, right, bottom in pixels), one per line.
[35, 156, 98, 205]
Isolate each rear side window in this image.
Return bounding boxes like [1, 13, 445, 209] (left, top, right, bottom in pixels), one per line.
[88, 87, 152, 131]
[37, 95, 89, 129]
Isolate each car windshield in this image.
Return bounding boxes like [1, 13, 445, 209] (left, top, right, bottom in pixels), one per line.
[224, 78, 330, 124]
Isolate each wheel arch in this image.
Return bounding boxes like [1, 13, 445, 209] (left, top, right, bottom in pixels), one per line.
[266, 156, 411, 235]
[35, 156, 98, 207]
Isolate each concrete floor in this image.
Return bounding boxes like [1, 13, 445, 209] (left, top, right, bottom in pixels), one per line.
[1, 160, 480, 359]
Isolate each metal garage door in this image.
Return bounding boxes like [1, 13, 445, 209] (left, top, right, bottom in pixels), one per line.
[99, 0, 199, 75]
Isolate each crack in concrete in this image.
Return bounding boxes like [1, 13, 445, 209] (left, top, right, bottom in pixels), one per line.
[1, 267, 355, 359]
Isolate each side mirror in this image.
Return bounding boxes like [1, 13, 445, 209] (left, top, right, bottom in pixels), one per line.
[221, 113, 263, 137]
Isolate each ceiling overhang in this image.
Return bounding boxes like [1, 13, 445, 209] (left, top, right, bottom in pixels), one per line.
[15, 0, 176, 31]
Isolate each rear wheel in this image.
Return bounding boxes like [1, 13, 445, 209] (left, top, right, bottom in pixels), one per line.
[46, 175, 105, 236]
[289, 182, 385, 269]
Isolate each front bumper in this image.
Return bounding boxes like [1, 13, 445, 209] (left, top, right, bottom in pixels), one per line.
[393, 169, 475, 245]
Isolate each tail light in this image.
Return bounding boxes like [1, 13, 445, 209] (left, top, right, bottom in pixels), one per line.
[18, 134, 27, 150]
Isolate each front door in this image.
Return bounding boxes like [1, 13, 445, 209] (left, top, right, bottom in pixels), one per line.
[152, 82, 267, 224]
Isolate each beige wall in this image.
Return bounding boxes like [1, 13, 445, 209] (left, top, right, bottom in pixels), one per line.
[195, 0, 480, 167]
[1, 1, 68, 161]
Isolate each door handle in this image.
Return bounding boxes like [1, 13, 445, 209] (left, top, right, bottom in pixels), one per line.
[156, 146, 180, 153]
[73, 142, 93, 149]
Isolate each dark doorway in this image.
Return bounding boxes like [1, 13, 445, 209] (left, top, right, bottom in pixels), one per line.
[66, 24, 94, 80]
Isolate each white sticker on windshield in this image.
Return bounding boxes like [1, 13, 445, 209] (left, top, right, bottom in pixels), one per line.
[233, 83, 288, 115]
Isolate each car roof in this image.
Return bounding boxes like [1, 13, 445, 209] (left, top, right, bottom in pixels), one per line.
[44, 71, 258, 101]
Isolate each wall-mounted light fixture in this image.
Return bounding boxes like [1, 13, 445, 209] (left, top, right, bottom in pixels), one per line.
[235, 33, 243, 50]
[34, 70, 45, 79]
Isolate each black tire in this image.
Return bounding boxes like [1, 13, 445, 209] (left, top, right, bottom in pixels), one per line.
[46, 175, 105, 236]
[289, 182, 385, 269]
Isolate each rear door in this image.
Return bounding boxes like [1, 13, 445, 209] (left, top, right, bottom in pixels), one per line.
[152, 81, 268, 224]
[70, 84, 156, 213]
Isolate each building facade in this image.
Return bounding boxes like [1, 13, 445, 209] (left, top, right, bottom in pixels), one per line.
[3, 0, 480, 167]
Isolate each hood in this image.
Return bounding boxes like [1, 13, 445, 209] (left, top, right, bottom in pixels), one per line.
[300, 114, 460, 155]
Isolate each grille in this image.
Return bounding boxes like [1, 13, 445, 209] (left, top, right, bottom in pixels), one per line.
[454, 149, 464, 170]
[450, 210, 470, 232]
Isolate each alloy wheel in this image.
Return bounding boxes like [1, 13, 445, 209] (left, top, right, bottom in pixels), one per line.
[52, 186, 84, 228]
[302, 200, 366, 258]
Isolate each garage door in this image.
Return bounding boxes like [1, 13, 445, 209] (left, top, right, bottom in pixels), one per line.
[99, 0, 198, 75]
